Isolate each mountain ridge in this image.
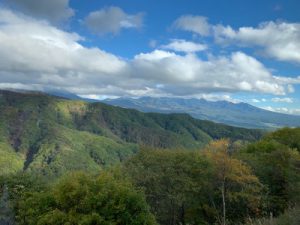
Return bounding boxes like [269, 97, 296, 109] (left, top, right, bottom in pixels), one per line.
[0, 90, 263, 176]
[102, 96, 300, 129]
[39, 89, 300, 129]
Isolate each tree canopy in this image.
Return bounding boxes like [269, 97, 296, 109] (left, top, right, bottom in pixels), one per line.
[15, 172, 157, 225]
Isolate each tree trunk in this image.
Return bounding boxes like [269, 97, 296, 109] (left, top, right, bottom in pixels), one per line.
[180, 203, 185, 225]
[222, 180, 226, 225]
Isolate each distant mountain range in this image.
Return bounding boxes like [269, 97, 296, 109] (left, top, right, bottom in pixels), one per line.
[41, 89, 300, 129]
[102, 97, 300, 129]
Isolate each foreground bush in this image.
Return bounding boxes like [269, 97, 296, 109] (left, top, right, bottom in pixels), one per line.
[15, 172, 157, 225]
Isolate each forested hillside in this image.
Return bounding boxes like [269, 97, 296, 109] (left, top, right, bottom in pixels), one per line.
[1, 0, 299, 224]
[1, 90, 299, 225]
[1, 127, 299, 225]
[0, 90, 262, 177]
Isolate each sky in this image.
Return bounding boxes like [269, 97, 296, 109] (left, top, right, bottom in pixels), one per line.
[0, 0, 300, 114]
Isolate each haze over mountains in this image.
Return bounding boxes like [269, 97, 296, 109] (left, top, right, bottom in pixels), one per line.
[101, 97, 300, 129]
[43, 89, 300, 129]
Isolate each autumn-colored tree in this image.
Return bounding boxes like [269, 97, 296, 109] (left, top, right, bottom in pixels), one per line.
[204, 140, 262, 225]
[124, 148, 216, 225]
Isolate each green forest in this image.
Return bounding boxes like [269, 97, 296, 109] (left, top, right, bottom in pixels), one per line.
[0, 91, 299, 225]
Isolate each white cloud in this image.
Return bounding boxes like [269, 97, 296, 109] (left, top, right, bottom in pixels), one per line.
[253, 98, 267, 102]
[214, 21, 300, 64]
[161, 39, 207, 53]
[132, 50, 297, 95]
[0, 8, 299, 99]
[273, 76, 300, 86]
[4, 0, 74, 23]
[252, 99, 260, 103]
[195, 94, 240, 103]
[271, 97, 293, 103]
[173, 15, 210, 36]
[78, 94, 120, 101]
[0, 8, 128, 94]
[174, 14, 300, 64]
[263, 106, 300, 115]
[84, 6, 144, 35]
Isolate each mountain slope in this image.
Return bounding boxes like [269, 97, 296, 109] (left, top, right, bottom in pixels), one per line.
[0, 90, 263, 176]
[102, 97, 300, 129]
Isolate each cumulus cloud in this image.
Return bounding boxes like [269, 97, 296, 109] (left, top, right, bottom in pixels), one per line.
[84, 6, 144, 35]
[132, 50, 297, 95]
[0, 9, 128, 95]
[214, 21, 300, 64]
[4, 0, 74, 23]
[173, 15, 211, 36]
[174, 14, 300, 64]
[0, 8, 299, 99]
[161, 39, 207, 53]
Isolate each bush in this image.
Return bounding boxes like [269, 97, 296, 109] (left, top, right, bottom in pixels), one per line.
[15, 172, 157, 225]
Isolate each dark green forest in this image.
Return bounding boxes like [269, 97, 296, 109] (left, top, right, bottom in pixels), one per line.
[0, 91, 299, 225]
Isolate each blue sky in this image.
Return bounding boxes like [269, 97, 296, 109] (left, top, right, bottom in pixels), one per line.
[70, 0, 300, 57]
[0, 0, 300, 114]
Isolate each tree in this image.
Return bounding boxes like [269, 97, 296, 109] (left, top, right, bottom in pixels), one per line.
[238, 139, 300, 216]
[204, 140, 262, 225]
[264, 127, 300, 152]
[16, 172, 157, 225]
[124, 148, 216, 225]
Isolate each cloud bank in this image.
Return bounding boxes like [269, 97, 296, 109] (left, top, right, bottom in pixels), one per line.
[0, 8, 299, 99]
